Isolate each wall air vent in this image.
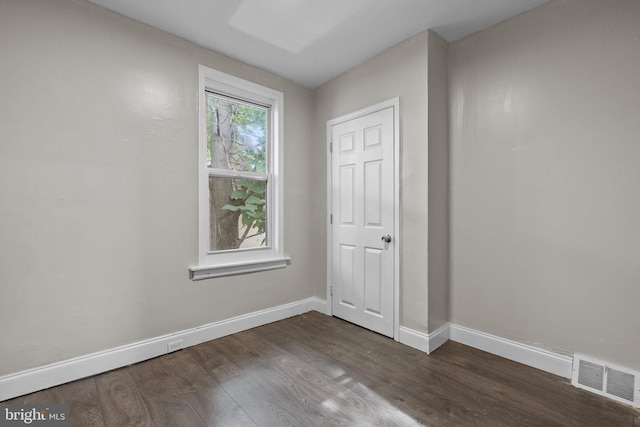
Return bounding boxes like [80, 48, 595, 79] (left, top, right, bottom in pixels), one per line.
[572, 354, 640, 408]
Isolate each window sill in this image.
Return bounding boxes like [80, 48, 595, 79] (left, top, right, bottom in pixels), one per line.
[189, 256, 291, 280]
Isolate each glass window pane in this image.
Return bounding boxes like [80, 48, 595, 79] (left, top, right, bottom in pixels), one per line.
[206, 93, 267, 173]
[208, 177, 267, 252]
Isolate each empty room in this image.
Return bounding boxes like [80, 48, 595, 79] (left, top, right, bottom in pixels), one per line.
[1, 0, 639, 425]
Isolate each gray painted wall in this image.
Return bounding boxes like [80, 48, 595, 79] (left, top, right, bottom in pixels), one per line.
[449, 0, 640, 371]
[0, 0, 314, 376]
[427, 33, 450, 332]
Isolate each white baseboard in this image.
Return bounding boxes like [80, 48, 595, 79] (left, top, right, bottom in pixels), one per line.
[449, 323, 573, 379]
[0, 303, 575, 402]
[398, 323, 449, 354]
[310, 297, 329, 314]
[0, 298, 317, 402]
[398, 323, 572, 379]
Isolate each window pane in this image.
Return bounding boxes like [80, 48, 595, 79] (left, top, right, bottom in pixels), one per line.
[208, 177, 267, 252]
[206, 93, 267, 173]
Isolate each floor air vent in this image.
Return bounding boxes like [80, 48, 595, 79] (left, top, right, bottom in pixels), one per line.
[572, 354, 640, 408]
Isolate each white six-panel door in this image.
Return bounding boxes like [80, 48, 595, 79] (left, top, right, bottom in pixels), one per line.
[329, 102, 396, 338]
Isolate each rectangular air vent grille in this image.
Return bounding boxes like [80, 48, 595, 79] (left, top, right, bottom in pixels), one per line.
[606, 368, 635, 402]
[578, 360, 604, 391]
[572, 354, 639, 408]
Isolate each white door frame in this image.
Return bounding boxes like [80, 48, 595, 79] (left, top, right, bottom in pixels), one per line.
[326, 97, 400, 340]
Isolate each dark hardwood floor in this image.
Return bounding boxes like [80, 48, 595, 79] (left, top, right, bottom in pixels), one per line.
[4, 312, 639, 426]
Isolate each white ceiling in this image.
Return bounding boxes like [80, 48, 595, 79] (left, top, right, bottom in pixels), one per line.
[88, 0, 548, 88]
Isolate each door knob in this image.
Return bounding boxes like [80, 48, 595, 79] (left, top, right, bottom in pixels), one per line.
[381, 234, 392, 243]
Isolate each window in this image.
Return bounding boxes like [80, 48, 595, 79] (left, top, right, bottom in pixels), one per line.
[190, 66, 288, 280]
[206, 94, 268, 251]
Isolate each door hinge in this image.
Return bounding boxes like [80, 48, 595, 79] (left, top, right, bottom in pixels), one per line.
[330, 214, 333, 224]
[330, 142, 333, 153]
[330, 285, 333, 296]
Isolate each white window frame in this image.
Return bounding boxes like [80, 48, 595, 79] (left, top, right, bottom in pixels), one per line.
[190, 65, 288, 280]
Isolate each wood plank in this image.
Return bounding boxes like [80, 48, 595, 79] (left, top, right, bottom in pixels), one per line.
[143, 392, 206, 427]
[128, 356, 182, 398]
[186, 388, 257, 427]
[95, 368, 155, 427]
[161, 348, 219, 393]
[207, 336, 327, 425]
[187, 338, 245, 383]
[222, 333, 387, 425]
[20, 377, 105, 427]
[220, 372, 307, 427]
[253, 322, 362, 390]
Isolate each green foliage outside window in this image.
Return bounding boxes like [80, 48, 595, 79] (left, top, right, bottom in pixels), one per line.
[207, 94, 269, 250]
